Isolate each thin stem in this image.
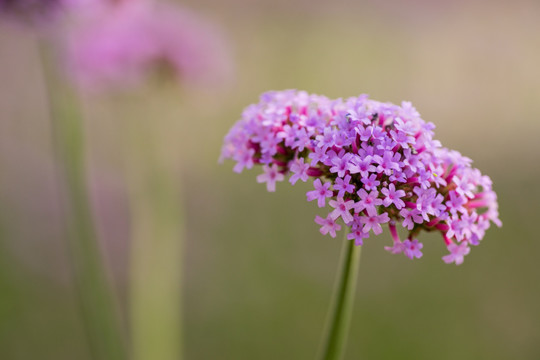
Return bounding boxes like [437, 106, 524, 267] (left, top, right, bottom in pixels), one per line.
[121, 94, 184, 360]
[319, 233, 362, 360]
[38, 42, 127, 360]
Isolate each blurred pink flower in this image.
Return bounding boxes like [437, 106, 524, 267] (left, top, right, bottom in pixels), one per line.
[65, 0, 232, 91]
[0, 0, 78, 26]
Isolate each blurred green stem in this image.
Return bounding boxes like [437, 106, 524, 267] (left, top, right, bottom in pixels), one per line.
[123, 97, 184, 360]
[319, 233, 361, 360]
[38, 43, 127, 360]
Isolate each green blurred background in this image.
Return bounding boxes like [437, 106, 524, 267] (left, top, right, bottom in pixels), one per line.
[1, 0, 539, 359]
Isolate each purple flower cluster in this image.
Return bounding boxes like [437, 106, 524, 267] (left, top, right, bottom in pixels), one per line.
[221, 90, 501, 265]
[0, 0, 64, 24]
[65, 0, 232, 91]
[0, 0, 90, 26]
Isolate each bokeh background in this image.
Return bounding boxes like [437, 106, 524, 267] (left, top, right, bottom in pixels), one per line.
[1, 0, 540, 359]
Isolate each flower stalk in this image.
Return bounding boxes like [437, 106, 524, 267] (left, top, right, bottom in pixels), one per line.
[39, 42, 127, 360]
[319, 232, 361, 360]
[120, 92, 184, 360]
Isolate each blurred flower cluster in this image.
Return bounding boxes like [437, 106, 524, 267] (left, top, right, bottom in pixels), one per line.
[65, 0, 231, 91]
[221, 90, 501, 264]
[1, 0, 231, 91]
[0, 0, 69, 25]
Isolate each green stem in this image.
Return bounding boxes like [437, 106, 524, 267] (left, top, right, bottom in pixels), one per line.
[319, 233, 362, 360]
[122, 97, 184, 360]
[38, 42, 127, 360]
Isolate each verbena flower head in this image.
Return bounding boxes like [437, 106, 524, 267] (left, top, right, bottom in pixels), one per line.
[64, 0, 231, 91]
[221, 90, 502, 265]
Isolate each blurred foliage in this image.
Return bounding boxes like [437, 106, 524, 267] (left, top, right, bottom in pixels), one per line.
[1, 0, 540, 359]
